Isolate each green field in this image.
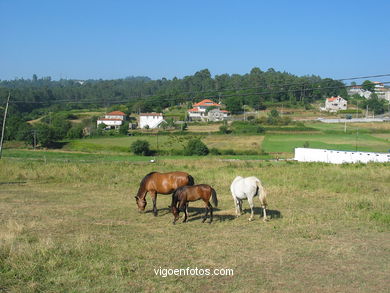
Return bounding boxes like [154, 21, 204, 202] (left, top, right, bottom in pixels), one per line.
[57, 122, 390, 156]
[0, 158, 389, 292]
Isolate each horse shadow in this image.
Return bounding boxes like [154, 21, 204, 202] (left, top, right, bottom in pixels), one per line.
[146, 206, 282, 221]
[178, 206, 237, 223]
[243, 207, 282, 219]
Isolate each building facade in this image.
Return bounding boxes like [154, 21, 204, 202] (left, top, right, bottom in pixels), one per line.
[97, 111, 126, 129]
[139, 113, 164, 129]
[323, 96, 347, 112]
[188, 99, 229, 121]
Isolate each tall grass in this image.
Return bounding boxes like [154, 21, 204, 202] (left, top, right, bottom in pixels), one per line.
[0, 159, 389, 292]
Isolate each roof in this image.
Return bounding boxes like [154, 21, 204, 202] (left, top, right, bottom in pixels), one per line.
[107, 111, 126, 116]
[188, 108, 200, 112]
[98, 118, 123, 121]
[140, 113, 163, 116]
[193, 99, 221, 107]
[326, 96, 343, 102]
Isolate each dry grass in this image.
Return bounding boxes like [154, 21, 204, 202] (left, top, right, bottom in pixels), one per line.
[349, 122, 390, 130]
[0, 159, 389, 292]
[187, 123, 223, 132]
[203, 135, 265, 150]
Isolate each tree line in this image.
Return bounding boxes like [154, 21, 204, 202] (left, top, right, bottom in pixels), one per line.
[0, 67, 350, 147]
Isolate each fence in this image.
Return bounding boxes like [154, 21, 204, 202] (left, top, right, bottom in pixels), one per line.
[294, 147, 390, 164]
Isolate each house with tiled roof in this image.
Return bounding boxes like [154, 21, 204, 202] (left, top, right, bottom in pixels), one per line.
[97, 111, 127, 129]
[188, 99, 229, 121]
[323, 96, 347, 112]
[139, 113, 165, 129]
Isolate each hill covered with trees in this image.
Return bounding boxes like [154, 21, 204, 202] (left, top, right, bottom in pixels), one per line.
[0, 67, 348, 146]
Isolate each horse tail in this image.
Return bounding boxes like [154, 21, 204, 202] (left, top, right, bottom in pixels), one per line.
[256, 180, 267, 207]
[211, 188, 218, 208]
[187, 175, 195, 186]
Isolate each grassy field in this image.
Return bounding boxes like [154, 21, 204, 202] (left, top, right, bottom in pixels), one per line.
[0, 158, 389, 292]
[262, 132, 390, 153]
[51, 122, 390, 156]
[62, 134, 268, 154]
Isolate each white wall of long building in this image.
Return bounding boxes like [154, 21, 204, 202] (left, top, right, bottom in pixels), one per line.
[294, 148, 390, 164]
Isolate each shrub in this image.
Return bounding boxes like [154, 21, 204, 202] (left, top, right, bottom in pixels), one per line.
[184, 139, 209, 156]
[209, 148, 221, 155]
[67, 125, 84, 139]
[256, 126, 266, 134]
[130, 140, 151, 156]
[219, 125, 231, 134]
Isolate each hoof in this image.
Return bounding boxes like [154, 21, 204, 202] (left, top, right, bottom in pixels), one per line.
[248, 218, 253, 222]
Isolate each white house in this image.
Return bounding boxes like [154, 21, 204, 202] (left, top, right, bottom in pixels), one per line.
[348, 86, 371, 99]
[139, 113, 164, 129]
[97, 111, 126, 129]
[322, 96, 347, 112]
[188, 99, 229, 121]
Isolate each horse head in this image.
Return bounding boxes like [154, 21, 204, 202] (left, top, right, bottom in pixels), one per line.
[135, 195, 147, 212]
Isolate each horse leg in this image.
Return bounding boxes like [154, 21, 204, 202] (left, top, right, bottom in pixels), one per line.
[238, 199, 243, 215]
[208, 202, 213, 224]
[202, 203, 209, 223]
[247, 197, 254, 221]
[234, 198, 241, 217]
[262, 206, 268, 222]
[259, 195, 268, 222]
[150, 191, 158, 216]
[183, 203, 188, 223]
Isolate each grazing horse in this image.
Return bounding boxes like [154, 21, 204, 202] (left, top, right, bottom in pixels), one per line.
[135, 171, 194, 216]
[171, 184, 218, 224]
[230, 176, 268, 221]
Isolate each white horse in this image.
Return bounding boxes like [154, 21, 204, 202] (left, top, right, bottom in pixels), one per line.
[230, 176, 268, 221]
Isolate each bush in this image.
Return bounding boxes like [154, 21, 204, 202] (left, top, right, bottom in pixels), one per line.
[219, 125, 231, 134]
[256, 126, 265, 133]
[67, 125, 84, 139]
[130, 140, 151, 156]
[209, 148, 221, 155]
[184, 139, 209, 156]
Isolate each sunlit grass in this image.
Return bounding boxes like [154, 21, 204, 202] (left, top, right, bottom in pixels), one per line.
[0, 159, 389, 292]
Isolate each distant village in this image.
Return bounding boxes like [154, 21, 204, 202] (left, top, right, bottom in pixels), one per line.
[96, 81, 390, 130]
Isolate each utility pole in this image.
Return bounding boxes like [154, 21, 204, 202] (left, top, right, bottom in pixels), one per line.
[33, 130, 37, 150]
[0, 92, 11, 159]
[356, 100, 359, 118]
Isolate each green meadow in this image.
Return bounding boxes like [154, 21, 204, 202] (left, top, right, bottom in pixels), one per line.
[0, 158, 389, 292]
[56, 122, 390, 156]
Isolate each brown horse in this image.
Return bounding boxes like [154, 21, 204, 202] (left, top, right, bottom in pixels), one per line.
[171, 184, 218, 224]
[135, 171, 194, 216]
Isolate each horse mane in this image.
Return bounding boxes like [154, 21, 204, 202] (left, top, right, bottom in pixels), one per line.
[136, 172, 157, 198]
[140, 172, 157, 185]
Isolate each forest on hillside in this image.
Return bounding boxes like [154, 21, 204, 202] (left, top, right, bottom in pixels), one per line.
[0, 68, 352, 147]
[1, 68, 347, 116]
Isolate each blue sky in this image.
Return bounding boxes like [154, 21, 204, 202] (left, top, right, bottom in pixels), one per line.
[1, 0, 390, 81]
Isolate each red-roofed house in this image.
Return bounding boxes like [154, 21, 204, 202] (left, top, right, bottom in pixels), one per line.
[97, 111, 127, 129]
[323, 96, 347, 112]
[188, 99, 229, 121]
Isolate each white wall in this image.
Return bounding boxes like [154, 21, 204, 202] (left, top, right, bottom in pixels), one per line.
[294, 148, 390, 164]
[140, 115, 163, 129]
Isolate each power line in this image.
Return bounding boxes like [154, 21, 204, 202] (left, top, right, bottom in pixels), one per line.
[7, 80, 390, 106]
